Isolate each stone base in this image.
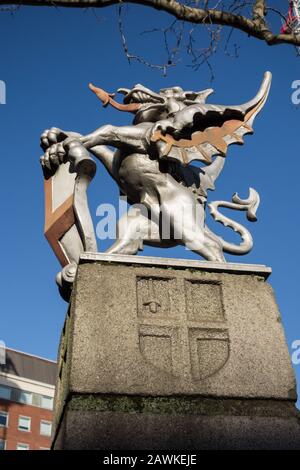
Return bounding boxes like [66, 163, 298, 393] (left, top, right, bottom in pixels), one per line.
[54, 396, 300, 450]
[52, 254, 300, 450]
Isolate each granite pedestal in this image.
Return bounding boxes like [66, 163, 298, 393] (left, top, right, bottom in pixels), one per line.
[52, 254, 300, 450]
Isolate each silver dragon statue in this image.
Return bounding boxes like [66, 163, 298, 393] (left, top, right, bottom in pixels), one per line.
[40, 72, 271, 298]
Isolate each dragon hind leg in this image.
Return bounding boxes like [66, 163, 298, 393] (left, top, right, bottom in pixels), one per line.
[106, 206, 161, 255]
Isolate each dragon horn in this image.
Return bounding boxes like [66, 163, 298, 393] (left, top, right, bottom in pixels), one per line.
[240, 71, 272, 125]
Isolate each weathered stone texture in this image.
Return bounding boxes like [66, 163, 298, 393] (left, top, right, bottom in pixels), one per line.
[53, 254, 299, 450]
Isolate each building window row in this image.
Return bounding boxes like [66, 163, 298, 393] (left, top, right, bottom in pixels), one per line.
[18, 416, 52, 436]
[0, 384, 53, 410]
[0, 411, 52, 436]
[0, 441, 50, 450]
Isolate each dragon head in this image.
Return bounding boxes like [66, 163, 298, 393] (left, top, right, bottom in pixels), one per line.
[118, 84, 166, 123]
[89, 82, 214, 124]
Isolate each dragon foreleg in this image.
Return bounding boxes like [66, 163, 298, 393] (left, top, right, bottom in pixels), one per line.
[207, 188, 260, 255]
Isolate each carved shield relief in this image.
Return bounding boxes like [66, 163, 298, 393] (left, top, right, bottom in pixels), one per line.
[137, 276, 230, 381]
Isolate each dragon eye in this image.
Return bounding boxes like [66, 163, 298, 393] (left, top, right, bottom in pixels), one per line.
[185, 93, 197, 100]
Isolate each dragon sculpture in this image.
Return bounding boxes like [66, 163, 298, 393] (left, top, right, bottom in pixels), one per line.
[40, 72, 271, 264]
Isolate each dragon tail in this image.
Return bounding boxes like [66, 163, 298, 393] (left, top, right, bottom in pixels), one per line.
[207, 188, 260, 255]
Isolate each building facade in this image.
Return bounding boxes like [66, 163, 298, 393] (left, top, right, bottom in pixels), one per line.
[0, 348, 56, 450]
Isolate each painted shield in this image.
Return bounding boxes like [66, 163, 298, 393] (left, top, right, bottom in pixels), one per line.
[43, 142, 97, 299]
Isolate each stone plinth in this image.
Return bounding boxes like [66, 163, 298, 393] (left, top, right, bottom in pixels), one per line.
[52, 254, 300, 450]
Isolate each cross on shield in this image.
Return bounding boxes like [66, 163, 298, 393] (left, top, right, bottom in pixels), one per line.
[137, 276, 230, 381]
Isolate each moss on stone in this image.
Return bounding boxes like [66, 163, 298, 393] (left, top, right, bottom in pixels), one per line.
[67, 394, 299, 418]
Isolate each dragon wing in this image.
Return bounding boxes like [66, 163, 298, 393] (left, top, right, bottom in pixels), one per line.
[175, 156, 225, 203]
[151, 72, 272, 165]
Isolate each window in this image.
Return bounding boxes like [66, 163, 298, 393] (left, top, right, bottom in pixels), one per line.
[16, 443, 29, 450]
[0, 385, 11, 400]
[18, 416, 31, 432]
[40, 420, 52, 437]
[0, 439, 6, 450]
[19, 391, 32, 405]
[41, 396, 54, 410]
[0, 411, 8, 427]
[0, 386, 55, 411]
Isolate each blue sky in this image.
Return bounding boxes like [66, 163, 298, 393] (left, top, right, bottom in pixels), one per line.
[0, 3, 299, 402]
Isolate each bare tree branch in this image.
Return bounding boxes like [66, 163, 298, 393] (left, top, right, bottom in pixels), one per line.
[117, 5, 177, 76]
[1, 0, 299, 46]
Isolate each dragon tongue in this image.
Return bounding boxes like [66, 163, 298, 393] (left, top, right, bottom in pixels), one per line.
[88, 83, 113, 106]
[89, 83, 141, 113]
